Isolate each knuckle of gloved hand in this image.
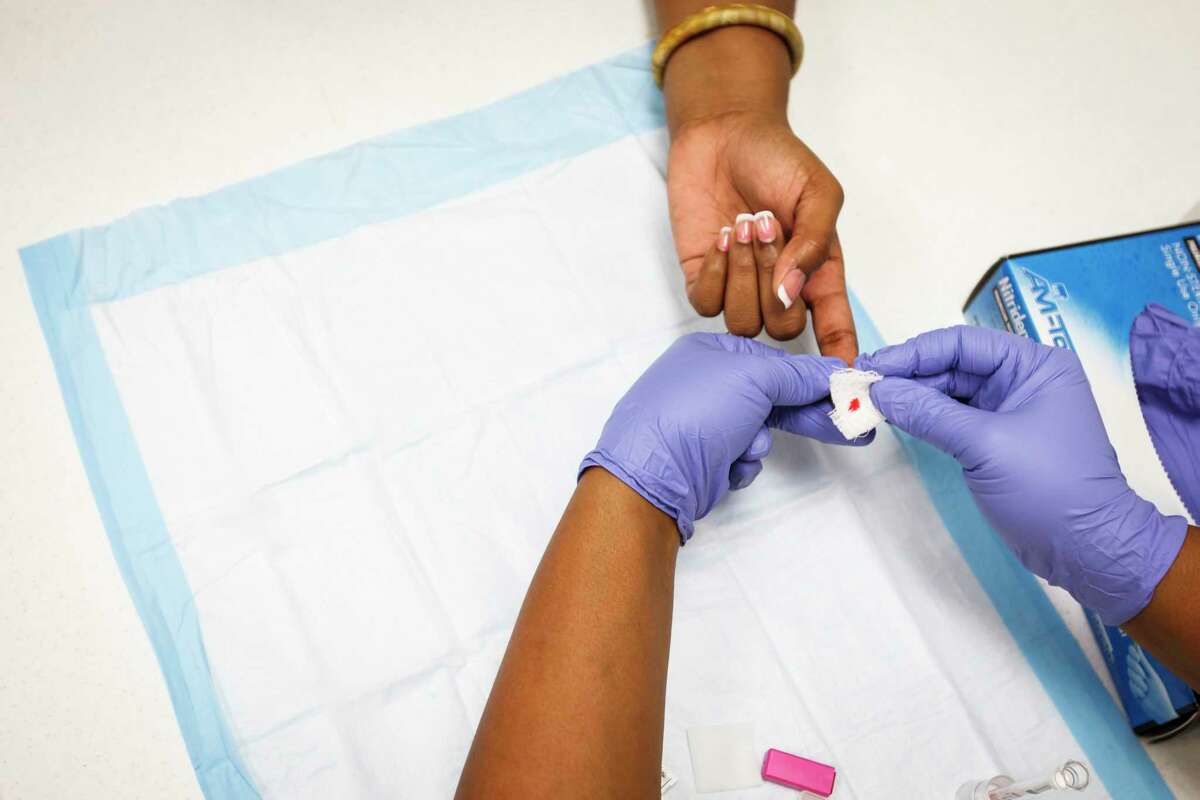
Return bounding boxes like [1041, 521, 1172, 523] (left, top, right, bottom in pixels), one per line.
[977, 431, 1014, 467]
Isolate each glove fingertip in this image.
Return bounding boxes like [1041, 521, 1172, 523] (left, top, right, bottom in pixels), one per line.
[745, 426, 773, 460]
[855, 339, 923, 376]
[729, 458, 764, 491]
[846, 428, 877, 446]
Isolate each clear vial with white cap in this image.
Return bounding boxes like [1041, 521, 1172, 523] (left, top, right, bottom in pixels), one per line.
[956, 760, 1090, 800]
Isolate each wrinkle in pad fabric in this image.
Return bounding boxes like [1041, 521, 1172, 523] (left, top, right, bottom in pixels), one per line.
[21, 46, 1168, 798]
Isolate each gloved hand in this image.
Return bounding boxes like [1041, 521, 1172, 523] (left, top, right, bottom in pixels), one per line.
[858, 325, 1189, 625]
[581, 332, 866, 542]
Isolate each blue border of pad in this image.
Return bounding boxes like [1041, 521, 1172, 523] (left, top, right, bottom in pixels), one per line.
[19, 42, 1168, 798]
[32, 47, 665, 309]
[20, 46, 664, 800]
[850, 296, 1173, 798]
[21, 235, 258, 798]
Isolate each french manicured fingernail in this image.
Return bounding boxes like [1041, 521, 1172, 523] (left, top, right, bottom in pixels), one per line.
[735, 213, 754, 243]
[776, 268, 807, 310]
[754, 210, 776, 242]
[717, 226, 732, 252]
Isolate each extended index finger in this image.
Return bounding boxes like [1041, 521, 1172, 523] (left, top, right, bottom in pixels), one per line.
[802, 236, 857, 365]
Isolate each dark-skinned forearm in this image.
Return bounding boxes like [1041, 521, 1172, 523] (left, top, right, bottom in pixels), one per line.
[1123, 526, 1200, 689]
[455, 468, 679, 800]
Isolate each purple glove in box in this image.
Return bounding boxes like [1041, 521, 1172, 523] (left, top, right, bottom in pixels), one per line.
[1131, 303, 1200, 523]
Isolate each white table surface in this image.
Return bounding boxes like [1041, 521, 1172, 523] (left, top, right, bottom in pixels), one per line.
[2, 1, 1198, 797]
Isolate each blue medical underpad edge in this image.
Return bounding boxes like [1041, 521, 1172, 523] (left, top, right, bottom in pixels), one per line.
[20, 234, 259, 799]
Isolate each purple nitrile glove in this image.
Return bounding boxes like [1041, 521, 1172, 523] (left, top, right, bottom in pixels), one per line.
[580, 332, 869, 543]
[1131, 303, 1200, 522]
[857, 325, 1189, 625]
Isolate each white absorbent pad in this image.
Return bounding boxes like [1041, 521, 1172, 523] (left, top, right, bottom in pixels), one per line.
[828, 369, 885, 440]
[20, 47, 1169, 799]
[687, 723, 761, 793]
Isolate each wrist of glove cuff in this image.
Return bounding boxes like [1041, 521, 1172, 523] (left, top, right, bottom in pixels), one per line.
[1076, 492, 1189, 626]
[579, 450, 694, 544]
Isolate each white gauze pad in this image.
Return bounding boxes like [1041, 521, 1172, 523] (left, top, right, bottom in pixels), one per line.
[686, 723, 761, 793]
[828, 368, 885, 440]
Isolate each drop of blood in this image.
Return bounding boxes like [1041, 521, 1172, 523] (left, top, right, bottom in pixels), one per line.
[849, 398, 861, 412]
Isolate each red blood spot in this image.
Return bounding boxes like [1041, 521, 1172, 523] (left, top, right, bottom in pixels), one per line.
[849, 398, 861, 412]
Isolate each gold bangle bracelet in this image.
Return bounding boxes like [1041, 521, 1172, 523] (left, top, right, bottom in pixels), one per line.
[652, 3, 804, 88]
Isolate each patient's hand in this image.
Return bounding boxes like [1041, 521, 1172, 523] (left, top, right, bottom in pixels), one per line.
[661, 25, 857, 362]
